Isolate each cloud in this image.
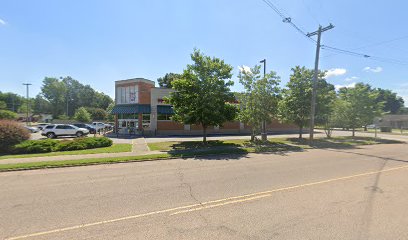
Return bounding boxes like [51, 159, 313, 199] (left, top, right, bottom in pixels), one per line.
[325, 68, 347, 78]
[344, 76, 359, 82]
[335, 82, 356, 91]
[0, 18, 6, 25]
[238, 65, 251, 74]
[363, 66, 383, 73]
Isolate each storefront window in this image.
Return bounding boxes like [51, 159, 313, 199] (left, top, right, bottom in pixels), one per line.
[157, 114, 172, 121]
[142, 114, 151, 129]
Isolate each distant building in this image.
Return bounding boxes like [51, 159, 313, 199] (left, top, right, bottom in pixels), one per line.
[110, 78, 297, 136]
[377, 115, 408, 129]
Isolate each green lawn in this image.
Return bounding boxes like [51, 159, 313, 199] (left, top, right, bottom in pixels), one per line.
[0, 144, 132, 160]
[0, 136, 403, 172]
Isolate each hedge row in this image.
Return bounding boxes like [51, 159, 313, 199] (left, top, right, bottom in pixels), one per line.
[12, 137, 113, 154]
[0, 120, 30, 152]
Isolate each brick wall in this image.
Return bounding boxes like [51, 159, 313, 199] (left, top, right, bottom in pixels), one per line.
[157, 121, 184, 130]
[138, 82, 154, 104]
[220, 121, 240, 129]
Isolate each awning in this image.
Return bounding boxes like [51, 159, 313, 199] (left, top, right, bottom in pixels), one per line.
[157, 105, 174, 114]
[110, 104, 151, 114]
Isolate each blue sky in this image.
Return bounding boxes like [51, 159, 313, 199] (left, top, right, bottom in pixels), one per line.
[0, 0, 407, 104]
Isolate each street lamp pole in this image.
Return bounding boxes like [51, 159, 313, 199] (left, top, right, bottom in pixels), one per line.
[260, 59, 267, 141]
[22, 83, 32, 126]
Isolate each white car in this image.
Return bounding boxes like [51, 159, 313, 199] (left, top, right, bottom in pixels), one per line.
[92, 122, 105, 131]
[41, 124, 89, 138]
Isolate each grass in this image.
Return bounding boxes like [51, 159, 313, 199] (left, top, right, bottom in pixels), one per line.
[0, 144, 132, 160]
[0, 136, 404, 172]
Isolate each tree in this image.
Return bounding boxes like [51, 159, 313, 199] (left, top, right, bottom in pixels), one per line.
[278, 66, 335, 138]
[106, 103, 115, 122]
[167, 49, 237, 143]
[0, 92, 25, 112]
[74, 107, 91, 123]
[32, 94, 52, 114]
[41, 77, 67, 117]
[335, 83, 382, 136]
[0, 101, 7, 110]
[237, 65, 281, 141]
[85, 107, 107, 120]
[374, 88, 404, 114]
[157, 73, 182, 88]
[0, 110, 17, 120]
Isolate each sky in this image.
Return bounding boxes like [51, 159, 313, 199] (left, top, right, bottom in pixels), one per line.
[0, 0, 407, 105]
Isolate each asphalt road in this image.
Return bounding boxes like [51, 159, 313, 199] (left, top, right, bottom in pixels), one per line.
[1, 144, 408, 239]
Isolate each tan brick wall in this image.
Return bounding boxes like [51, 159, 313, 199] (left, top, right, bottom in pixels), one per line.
[191, 124, 203, 130]
[138, 82, 154, 104]
[157, 121, 184, 130]
[266, 119, 297, 130]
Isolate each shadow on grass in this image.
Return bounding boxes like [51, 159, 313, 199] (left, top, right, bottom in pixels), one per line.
[166, 139, 304, 160]
[287, 136, 403, 149]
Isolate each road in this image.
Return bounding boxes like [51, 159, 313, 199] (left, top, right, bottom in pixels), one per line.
[1, 143, 408, 239]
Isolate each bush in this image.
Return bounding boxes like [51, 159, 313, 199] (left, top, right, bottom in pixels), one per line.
[55, 137, 112, 151]
[0, 120, 30, 152]
[74, 107, 91, 123]
[13, 139, 59, 154]
[0, 110, 17, 120]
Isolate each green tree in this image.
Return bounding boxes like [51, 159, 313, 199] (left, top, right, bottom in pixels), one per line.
[157, 73, 182, 88]
[278, 66, 335, 139]
[41, 77, 67, 117]
[167, 49, 237, 143]
[106, 102, 115, 122]
[32, 94, 52, 114]
[335, 83, 382, 136]
[0, 101, 7, 110]
[74, 107, 91, 123]
[85, 107, 107, 120]
[237, 65, 281, 141]
[374, 88, 404, 114]
[0, 92, 25, 112]
[0, 110, 17, 120]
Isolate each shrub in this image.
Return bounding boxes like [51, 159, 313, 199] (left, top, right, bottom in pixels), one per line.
[55, 137, 112, 151]
[0, 120, 30, 152]
[0, 110, 17, 120]
[13, 139, 59, 154]
[74, 107, 91, 123]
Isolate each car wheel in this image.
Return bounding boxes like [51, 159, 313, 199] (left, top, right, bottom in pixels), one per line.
[76, 131, 83, 137]
[47, 132, 56, 139]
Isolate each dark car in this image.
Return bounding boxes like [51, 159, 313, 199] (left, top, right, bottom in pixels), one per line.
[72, 123, 96, 134]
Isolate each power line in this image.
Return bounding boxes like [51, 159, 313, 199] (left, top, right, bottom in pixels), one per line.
[259, 0, 408, 66]
[261, 0, 316, 43]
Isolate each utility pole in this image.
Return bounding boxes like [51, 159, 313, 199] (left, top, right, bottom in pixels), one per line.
[307, 24, 334, 143]
[22, 83, 32, 126]
[260, 59, 267, 141]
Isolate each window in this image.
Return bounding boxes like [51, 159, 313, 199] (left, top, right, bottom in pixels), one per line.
[116, 85, 138, 104]
[45, 125, 54, 129]
[64, 125, 74, 129]
[157, 114, 172, 121]
[142, 114, 150, 128]
[56, 125, 65, 129]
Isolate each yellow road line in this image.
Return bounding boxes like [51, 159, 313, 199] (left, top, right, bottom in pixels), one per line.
[170, 194, 272, 216]
[6, 164, 408, 240]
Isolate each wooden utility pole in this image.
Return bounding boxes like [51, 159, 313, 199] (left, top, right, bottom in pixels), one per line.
[307, 24, 334, 143]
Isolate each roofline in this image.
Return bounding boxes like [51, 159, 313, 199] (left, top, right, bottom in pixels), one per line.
[115, 78, 155, 85]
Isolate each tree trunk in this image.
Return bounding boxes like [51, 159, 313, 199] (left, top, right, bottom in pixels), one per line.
[299, 125, 303, 139]
[250, 127, 255, 141]
[202, 125, 207, 143]
[364, 125, 367, 131]
[352, 127, 355, 137]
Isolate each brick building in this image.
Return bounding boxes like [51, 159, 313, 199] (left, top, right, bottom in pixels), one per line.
[110, 78, 297, 136]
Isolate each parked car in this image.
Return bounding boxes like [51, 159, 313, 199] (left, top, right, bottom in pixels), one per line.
[72, 123, 96, 134]
[92, 122, 105, 132]
[41, 124, 89, 138]
[104, 123, 113, 130]
[24, 126, 39, 133]
[36, 123, 49, 130]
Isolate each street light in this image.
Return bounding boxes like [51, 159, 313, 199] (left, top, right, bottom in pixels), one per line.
[22, 83, 32, 126]
[259, 59, 267, 141]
